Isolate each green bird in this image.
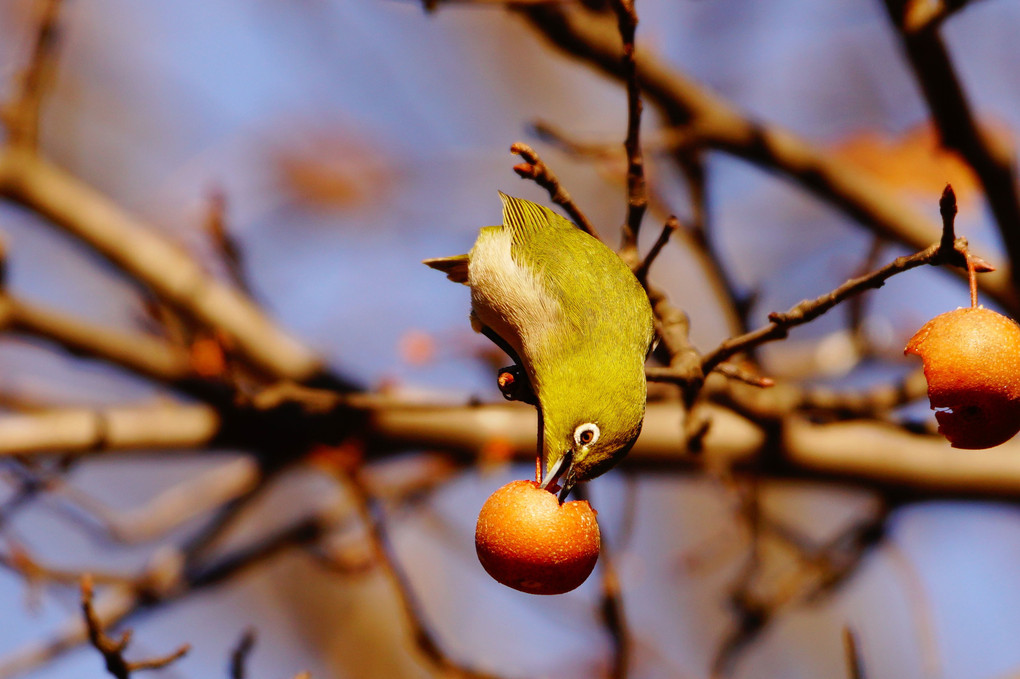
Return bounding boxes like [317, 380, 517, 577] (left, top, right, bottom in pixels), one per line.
[424, 193, 655, 499]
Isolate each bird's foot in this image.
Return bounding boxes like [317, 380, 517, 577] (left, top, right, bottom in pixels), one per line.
[497, 365, 537, 406]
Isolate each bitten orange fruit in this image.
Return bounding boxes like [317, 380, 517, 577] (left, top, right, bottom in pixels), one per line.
[905, 306, 1020, 449]
[475, 480, 600, 595]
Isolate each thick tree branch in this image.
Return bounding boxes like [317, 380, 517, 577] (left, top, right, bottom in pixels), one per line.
[0, 294, 194, 384]
[0, 404, 220, 457]
[0, 149, 327, 383]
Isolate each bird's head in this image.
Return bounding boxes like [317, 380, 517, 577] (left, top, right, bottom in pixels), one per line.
[537, 356, 647, 500]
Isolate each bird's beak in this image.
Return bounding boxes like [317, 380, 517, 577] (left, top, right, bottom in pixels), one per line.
[540, 451, 575, 502]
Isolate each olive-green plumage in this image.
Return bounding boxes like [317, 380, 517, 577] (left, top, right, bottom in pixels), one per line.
[424, 193, 654, 494]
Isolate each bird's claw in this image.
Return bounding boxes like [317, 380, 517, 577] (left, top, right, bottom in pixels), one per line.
[497, 365, 537, 405]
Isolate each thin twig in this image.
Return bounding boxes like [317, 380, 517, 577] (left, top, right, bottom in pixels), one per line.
[843, 627, 866, 679]
[510, 142, 599, 238]
[574, 484, 629, 679]
[0, 0, 63, 149]
[533, 119, 748, 336]
[515, 4, 1019, 313]
[341, 470, 501, 679]
[633, 216, 678, 284]
[81, 575, 190, 679]
[229, 628, 256, 679]
[204, 187, 253, 297]
[609, 0, 648, 263]
[700, 215, 983, 377]
[705, 363, 773, 389]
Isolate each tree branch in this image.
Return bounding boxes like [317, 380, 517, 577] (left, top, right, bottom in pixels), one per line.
[700, 198, 981, 376]
[510, 142, 599, 238]
[81, 575, 190, 679]
[609, 0, 647, 261]
[515, 4, 1019, 313]
[885, 0, 1020, 288]
[0, 150, 328, 383]
[0, 0, 62, 149]
[0, 294, 194, 384]
[0, 404, 220, 457]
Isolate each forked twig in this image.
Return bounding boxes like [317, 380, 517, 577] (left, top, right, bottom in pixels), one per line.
[510, 142, 599, 238]
[80, 575, 190, 679]
[701, 186, 986, 376]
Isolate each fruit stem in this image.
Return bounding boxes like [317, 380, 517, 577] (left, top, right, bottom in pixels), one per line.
[968, 254, 978, 308]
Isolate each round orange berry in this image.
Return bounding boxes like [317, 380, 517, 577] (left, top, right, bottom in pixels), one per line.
[905, 306, 1020, 449]
[475, 480, 600, 595]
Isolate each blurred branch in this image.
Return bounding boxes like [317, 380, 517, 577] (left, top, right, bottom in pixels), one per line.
[0, 0, 338, 385]
[341, 469, 502, 679]
[845, 236, 887, 357]
[514, 3, 1020, 313]
[0, 149, 329, 384]
[574, 484, 629, 679]
[370, 398, 1020, 499]
[0, 546, 134, 588]
[0, 294, 194, 384]
[902, 0, 985, 34]
[716, 368, 928, 422]
[0, 0, 62, 149]
[80, 574, 190, 679]
[10, 390, 1020, 501]
[229, 628, 257, 679]
[0, 404, 220, 457]
[47, 457, 261, 544]
[884, 0, 1020, 289]
[843, 627, 866, 679]
[669, 149, 751, 335]
[713, 499, 887, 678]
[204, 187, 254, 298]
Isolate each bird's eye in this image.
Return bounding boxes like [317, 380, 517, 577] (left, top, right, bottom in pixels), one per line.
[573, 423, 600, 447]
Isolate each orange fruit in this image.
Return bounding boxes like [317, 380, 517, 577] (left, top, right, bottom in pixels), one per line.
[475, 480, 600, 595]
[905, 306, 1020, 449]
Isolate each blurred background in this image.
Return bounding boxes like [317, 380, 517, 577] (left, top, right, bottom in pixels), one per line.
[1, 1, 1020, 678]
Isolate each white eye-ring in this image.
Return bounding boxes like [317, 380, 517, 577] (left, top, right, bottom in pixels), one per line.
[573, 423, 600, 447]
